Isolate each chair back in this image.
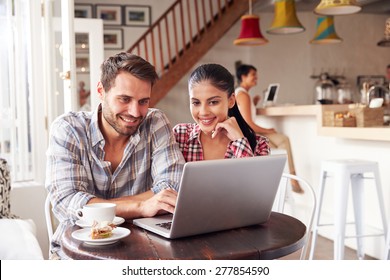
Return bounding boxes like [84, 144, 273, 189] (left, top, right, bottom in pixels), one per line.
[44, 194, 57, 241]
[273, 172, 317, 260]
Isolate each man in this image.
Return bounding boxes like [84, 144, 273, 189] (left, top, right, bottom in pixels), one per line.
[45, 53, 185, 259]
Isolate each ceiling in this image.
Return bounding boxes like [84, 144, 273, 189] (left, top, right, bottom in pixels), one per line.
[254, 0, 390, 15]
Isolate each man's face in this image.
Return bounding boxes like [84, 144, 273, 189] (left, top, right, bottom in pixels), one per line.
[98, 72, 151, 137]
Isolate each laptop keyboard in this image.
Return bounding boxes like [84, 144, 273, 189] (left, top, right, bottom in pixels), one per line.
[156, 222, 172, 230]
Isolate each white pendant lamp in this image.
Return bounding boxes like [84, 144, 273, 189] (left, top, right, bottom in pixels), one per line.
[314, 0, 361, 16]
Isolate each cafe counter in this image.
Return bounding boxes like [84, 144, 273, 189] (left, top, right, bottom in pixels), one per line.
[257, 104, 390, 141]
[256, 104, 390, 259]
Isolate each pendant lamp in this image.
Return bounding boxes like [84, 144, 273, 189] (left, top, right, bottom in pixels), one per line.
[377, 17, 390, 47]
[267, 0, 305, 35]
[234, 0, 268, 46]
[314, 0, 361, 16]
[310, 16, 342, 44]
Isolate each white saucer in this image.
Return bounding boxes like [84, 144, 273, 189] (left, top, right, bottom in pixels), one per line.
[71, 227, 130, 246]
[75, 216, 125, 228]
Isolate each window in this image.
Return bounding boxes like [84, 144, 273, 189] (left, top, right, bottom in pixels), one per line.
[0, 0, 47, 183]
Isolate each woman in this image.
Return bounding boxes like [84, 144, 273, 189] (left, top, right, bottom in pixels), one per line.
[173, 63, 270, 162]
[235, 64, 303, 193]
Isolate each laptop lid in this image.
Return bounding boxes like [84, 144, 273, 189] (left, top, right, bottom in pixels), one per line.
[133, 154, 287, 239]
[263, 83, 280, 107]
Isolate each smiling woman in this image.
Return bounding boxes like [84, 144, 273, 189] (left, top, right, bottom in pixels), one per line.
[173, 63, 270, 162]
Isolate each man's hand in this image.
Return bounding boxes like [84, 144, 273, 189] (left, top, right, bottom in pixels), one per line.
[139, 188, 178, 217]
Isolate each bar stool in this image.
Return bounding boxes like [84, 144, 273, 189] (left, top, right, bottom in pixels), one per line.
[309, 159, 388, 260]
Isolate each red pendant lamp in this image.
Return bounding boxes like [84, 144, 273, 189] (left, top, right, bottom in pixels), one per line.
[234, 0, 268, 46]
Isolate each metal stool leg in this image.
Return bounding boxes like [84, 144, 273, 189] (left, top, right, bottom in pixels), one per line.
[372, 167, 388, 236]
[351, 173, 365, 260]
[334, 171, 350, 260]
[309, 169, 327, 260]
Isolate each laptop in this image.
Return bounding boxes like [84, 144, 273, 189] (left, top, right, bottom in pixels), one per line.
[263, 83, 280, 107]
[133, 154, 287, 239]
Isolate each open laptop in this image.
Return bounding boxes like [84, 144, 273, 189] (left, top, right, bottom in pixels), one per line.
[133, 154, 286, 239]
[263, 83, 280, 107]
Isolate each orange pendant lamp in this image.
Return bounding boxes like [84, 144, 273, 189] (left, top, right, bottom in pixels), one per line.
[314, 0, 361, 16]
[267, 0, 305, 35]
[377, 17, 390, 47]
[310, 16, 342, 44]
[234, 0, 268, 46]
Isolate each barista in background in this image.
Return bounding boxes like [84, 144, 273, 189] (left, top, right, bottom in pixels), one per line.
[235, 64, 303, 193]
[386, 64, 390, 87]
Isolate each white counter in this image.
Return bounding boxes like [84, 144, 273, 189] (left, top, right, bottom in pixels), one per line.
[256, 105, 390, 259]
[257, 104, 390, 141]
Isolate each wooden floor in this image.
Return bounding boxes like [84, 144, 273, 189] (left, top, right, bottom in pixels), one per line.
[280, 235, 377, 260]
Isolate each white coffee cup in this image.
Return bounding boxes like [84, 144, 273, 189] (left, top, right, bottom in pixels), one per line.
[76, 203, 116, 223]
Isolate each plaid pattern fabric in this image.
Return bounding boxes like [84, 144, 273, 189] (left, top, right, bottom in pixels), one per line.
[45, 106, 184, 259]
[173, 123, 270, 162]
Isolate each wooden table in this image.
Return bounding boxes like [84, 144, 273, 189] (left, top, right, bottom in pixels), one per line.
[62, 212, 306, 260]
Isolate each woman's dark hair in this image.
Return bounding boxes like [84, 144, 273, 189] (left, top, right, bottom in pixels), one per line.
[188, 64, 257, 152]
[100, 52, 158, 92]
[236, 64, 257, 84]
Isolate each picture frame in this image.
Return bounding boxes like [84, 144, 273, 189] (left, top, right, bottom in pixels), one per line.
[124, 5, 151, 27]
[74, 4, 93, 18]
[103, 29, 124, 50]
[357, 75, 386, 88]
[96, 4, 122, 25]
[75, 33, 89, 51]
[76, 53, 90, 73]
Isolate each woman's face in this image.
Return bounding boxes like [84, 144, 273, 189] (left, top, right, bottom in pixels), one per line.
[189, 81, 235, 134]
[242, 69, 258, 88]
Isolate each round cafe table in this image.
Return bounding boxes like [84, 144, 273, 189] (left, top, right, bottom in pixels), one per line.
[62, 212, 306, 260]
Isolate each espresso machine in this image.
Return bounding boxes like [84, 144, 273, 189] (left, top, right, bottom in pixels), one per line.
[311, 72, 352, 104]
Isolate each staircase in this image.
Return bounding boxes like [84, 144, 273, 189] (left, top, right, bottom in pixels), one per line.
[127, 0, 260, 106]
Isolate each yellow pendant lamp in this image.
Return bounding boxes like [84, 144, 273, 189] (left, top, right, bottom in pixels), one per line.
[234, 0, 268, 46]
[267, 0, 305, 35]
[310, 16, 342, 44]
[377, 17, 390, 47]
[314, 0, 361, 16]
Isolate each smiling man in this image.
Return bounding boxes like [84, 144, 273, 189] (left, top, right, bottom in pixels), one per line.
[45, 53, 185, 259]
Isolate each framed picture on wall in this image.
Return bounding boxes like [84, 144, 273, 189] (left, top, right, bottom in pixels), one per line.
[96, 4, 122, 25]
[124, 5, 151, 27]
[103, 29, 124, 50]
[75, 33, 89, 51]
[76, 53, 90, 73]
[357, 75, 386, 87]
[75, 4, 93, 18]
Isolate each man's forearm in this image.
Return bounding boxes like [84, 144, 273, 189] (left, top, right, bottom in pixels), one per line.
[87, 190, 155, 219]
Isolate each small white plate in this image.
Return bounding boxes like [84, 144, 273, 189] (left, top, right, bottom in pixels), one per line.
[75, 216, 125, 228]
[71, 227, 130, 246]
